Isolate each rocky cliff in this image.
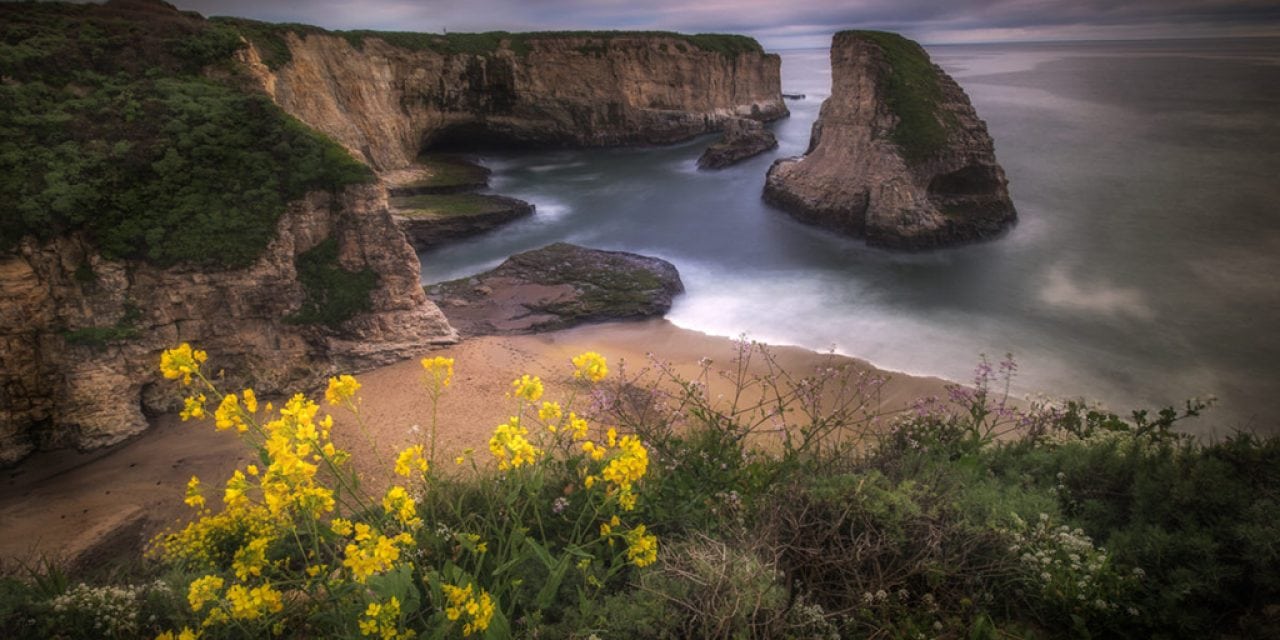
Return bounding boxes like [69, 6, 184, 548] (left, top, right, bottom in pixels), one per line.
[0, 185, 456, 466]
[234, 29, 787, 170]
[764, 31, 1015, 249]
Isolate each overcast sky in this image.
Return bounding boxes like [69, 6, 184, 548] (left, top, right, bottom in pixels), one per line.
[171, 0, 1280, 48]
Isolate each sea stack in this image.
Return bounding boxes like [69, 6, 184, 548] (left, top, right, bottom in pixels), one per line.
[764, 31, 1015, 249]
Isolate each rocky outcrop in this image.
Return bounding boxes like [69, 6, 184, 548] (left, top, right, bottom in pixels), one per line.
[0, 184, 457, 466]
[237, 31, 787, 171]
[395, 195, 536, 250]
[764, 31, 1015, 249]
[427, 243, 683, 336]
[698, 117, 778, 169]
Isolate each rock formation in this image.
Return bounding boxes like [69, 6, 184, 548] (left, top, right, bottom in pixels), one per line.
[427, 243, 683, 336]
[395, 195, 536, 250]
[764, 31, 1015, 249]
[237, 31, 788, 171]
[0, 185, 457, 466]
[698, 117, 778, 169]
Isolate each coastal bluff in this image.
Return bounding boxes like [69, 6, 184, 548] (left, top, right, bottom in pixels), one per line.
[236, 26, 789, 170]
[764, 31, 1015, 249]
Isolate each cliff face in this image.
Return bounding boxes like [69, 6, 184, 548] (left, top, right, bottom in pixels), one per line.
[764, 32, 1015, 249]
[0, 185, 456, 466]
[239, 33, 787, 170]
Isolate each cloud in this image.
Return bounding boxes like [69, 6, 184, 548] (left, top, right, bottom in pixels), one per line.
[172, 0, 1280, 46]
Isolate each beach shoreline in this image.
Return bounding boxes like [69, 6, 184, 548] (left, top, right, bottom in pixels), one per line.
[0, 319, 954, 568]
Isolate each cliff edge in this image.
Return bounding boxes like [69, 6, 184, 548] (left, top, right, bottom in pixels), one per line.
[230, 26, 788, 170]
[763, 31, 1015, 249]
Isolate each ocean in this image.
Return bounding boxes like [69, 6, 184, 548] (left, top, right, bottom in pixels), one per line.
[419, 38, 1280, 435]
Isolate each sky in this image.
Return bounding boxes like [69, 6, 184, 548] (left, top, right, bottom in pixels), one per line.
[170, 0, 1280, 48]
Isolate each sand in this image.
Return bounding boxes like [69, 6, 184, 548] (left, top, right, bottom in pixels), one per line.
[0, 319, 952, 568]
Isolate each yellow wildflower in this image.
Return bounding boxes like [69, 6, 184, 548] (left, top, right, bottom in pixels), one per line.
[184, 476, 205, 509]
[600, 515, 620, 537]
[625, 524, 659, 567]
[214, 393, 247, 432]
[325, 374, 361, 407]
[242, 388, 258, 413]
[382, 485, 422, 529]
[223, 469, 251, 508]
[488, 417, 541, 470]
[360, 596, 407, 639]
[160, 343, 207, 385]
[225, 582, 283, 620]
[155, 628, 198, 640]
[180, 394, 207, 421]
[232, 537, 271, 581]
[394, 444, 428, 477]
[420, 356, 454, 388]
[568, 413, 589, 440]
[342, 531, 412, 583]
[442, 582, 495, 637]
[187, 575, 224, 612]
[331, 518, 354, 537]
[511, 374, 544, 402]
[572, 351, 608, 383]
[538, 401, 562, 423]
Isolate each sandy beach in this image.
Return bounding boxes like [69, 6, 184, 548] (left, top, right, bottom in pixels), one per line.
[0, 319, 952, 568]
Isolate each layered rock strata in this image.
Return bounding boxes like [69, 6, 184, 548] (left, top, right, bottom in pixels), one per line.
[698, 117, 778, 169]
[238, 32, 787, 170]
[764, 31, 1015, 249]
[427, 243, 683, 336]
[0, 185, 457, 466]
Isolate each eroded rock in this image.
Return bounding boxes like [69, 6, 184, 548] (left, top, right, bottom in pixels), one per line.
[764, 31, 1015, 249]
[427, 243, 683, 336]
[697, 118, 778, 169]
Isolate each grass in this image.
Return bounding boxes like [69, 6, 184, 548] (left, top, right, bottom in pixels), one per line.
[61, 304, 142, 348]
[401, 157, 490, 191]
[210, 17, 764, 61]
[391, 194, 516, 218]
[285, 237, 377, 328]
[839, 30, 954, 163]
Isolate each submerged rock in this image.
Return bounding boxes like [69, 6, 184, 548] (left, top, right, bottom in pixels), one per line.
[697, 118, 778, 169]
[427, 243, 683, 336]
[764, 31, 1016, 249]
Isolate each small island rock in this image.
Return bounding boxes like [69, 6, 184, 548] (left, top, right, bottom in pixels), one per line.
[698, 118, 779, 169]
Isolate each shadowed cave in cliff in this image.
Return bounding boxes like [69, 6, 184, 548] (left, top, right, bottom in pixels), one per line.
[422, 121, 564, 153]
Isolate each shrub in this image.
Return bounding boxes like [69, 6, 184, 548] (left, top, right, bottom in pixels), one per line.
[286, 238, 378, 328]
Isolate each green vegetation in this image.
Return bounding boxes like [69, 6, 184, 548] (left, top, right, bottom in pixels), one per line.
[1, 344, 1277, 638]
[392, 194, 514, 218]
[62, 304, 142, 347]
[399, 156, 491, 192]
[211, 16, 764, 62]
[0, 2, 373, 268]
[841, 30, 954, 163]
[286, 237, 377, 328]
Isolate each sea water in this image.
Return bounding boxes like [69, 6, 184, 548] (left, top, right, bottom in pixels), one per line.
[419, 38, 1280, 435]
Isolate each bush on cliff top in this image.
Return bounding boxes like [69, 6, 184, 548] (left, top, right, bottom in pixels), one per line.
[211, 16, 764, 68]
[840, 30, 954, 163]
[0, 2, 372, 268]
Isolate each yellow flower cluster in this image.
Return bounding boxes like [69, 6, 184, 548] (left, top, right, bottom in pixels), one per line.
[572, 351, 608, 383]
[160, 343, 207, 385]
[185, 476, 205, 509]
[341, 523, 413, 583]
[382, 485, 421, 529]
[394, 444, 429, 477]
[442, 582, 495, 637]
[180, 394, 207, 421]
[420, 356, 454, 388]
[225, 582, 284, 620]
[153, 503, 276, 570]
[360, 596, 410, 640]
[624, 524, 659, 567]
[214, 391, 257, 433]
[511, 374, 544, 402]
[325, 374, 361, 407]
[154, 628, 198, 640]
[579, 428, 650, 511]
[488, 416, 542, 471]
[187, 575, 224, 612]
[231, 536, 271, 581]
[538, 401, 562, 424]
